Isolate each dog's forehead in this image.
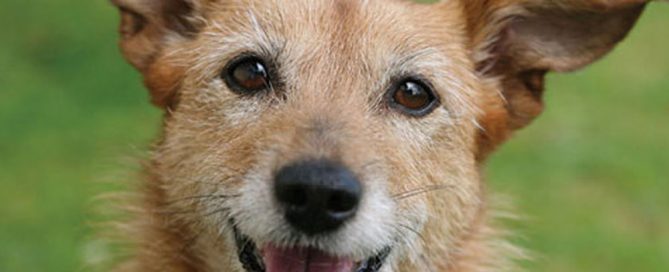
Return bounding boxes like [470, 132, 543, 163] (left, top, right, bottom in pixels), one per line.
[204, 0, 467, 74]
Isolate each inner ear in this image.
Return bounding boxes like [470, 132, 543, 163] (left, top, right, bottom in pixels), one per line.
[500, 5, 646, 72]
[161, 0, 198, 35]
[113, 0, 201, 39]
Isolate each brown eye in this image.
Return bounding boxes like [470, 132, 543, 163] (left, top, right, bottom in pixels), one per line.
[390, 80, 438, 116]
[224, 56, 271, 94]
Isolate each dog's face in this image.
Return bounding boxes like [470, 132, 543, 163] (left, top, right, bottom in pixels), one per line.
[111, 0, 648, 271]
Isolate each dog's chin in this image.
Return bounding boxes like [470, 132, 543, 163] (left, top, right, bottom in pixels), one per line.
[234, 228, 391, 272]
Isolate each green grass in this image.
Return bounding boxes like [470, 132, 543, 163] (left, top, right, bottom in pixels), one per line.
[1, 1, 667, 271]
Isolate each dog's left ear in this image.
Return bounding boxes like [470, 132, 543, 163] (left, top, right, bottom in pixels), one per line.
[111, 0, 209, 108]
[459, 0, 653, 159]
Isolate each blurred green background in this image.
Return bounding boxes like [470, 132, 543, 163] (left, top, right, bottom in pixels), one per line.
[0, 0, 667, 271]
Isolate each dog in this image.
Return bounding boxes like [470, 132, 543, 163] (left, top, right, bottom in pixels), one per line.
[107, 0, 659, 271]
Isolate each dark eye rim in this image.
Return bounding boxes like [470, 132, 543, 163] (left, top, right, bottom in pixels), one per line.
[386, 76, 440, 117]
[222, 54, 277, 96]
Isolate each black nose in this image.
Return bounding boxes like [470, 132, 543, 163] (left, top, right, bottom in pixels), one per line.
[274, 159, 362, 236]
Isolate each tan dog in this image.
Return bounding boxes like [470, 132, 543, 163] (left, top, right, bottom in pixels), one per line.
[108, 0, 657, 271]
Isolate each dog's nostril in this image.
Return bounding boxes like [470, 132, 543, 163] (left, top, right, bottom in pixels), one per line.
[327, 190, 358, 214]
[274, 159, 362, 235]
[282, 185, 308, 208]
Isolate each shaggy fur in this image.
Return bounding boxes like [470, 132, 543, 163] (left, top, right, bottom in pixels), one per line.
[106, 0, 655, 271]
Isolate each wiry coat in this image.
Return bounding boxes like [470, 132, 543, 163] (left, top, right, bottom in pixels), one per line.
[106, 0, 652, 271]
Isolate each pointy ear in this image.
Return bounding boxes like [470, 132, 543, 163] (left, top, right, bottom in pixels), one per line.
[110, 0, 207, 108]
[460, 0, 651, 159]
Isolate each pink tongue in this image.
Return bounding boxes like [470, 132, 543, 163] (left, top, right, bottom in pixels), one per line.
[262, 245, 354, 272]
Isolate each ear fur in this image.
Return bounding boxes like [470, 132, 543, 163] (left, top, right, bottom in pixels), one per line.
[462, 0, 651, 160]
[111, 0, 204, 108]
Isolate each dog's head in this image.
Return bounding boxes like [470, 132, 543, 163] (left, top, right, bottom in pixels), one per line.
[111, 0, 648, 271]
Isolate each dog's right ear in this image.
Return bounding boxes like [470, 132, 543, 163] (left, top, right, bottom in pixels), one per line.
[111, 0, 205, 108]
[454, 0, 653, 160]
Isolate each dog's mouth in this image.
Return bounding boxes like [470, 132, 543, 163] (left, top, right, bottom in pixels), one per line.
[234, 228, 391, 272]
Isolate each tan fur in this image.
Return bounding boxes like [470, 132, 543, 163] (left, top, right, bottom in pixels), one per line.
[106, 0, 656, 271]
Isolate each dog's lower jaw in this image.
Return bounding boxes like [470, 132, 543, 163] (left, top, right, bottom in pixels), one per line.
[114, 205, 521, 272]
[114, 175, 520, 272]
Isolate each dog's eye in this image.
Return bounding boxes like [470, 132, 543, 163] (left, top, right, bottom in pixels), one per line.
[389, 79, 438, 116]
[224, 56, 270, 94]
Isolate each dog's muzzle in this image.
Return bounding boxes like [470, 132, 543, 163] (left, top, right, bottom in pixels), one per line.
[233, 159, 391, 272]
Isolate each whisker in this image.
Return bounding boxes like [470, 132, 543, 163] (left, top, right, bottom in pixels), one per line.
[200, 207, 232, 218]
[397, 223, 426, 244]
[360, 159, 383, 172]
[156, 193, 239, 216]
[164, 193, 241, 205]
[392, 184, 455, 200]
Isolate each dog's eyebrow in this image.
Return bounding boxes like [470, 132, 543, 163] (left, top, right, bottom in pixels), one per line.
[376, 46, 454, 90]
[192, 8, 286, 73]
[204, 12, 275, 49]
[391, 47, 448, 75]
[245, 10, 281, 55]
